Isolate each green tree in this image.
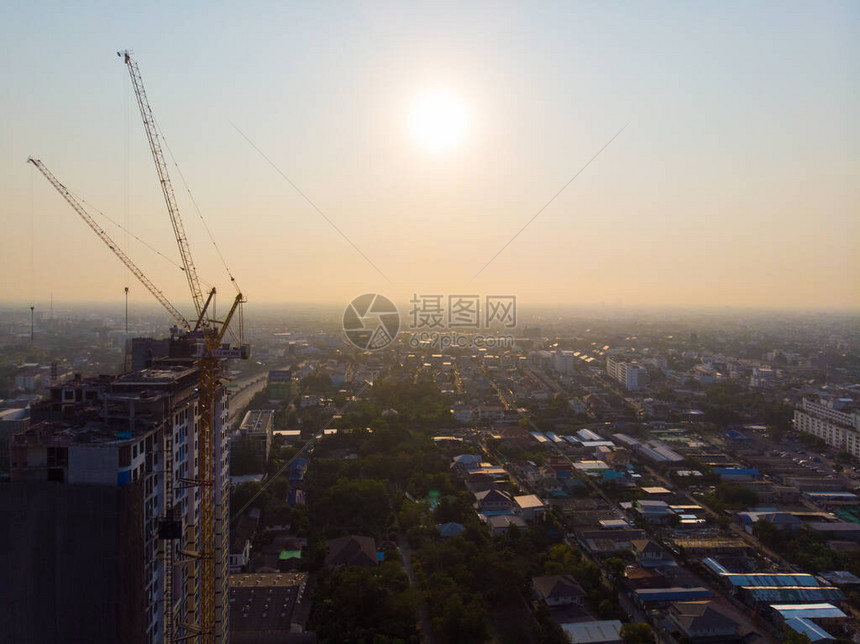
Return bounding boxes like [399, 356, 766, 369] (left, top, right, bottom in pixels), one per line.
[604, 557, 626, 581]
[782, 629, 813, 644]
[621, 622, 655, 644]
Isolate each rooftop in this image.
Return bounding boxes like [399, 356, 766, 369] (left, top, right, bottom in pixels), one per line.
[229, 572, 308, 635]
[13, 419, 155, 447]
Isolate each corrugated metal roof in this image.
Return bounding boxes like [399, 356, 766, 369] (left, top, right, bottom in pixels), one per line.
[772, 603, 846, 619]
[612, 433, 640, 447]
[702, 558, 731, 575]
[744, 587, 844, 602]
[784, 618, 834, 642]
[635, 587, 711, 601]
[725, 573, 819, 587]
[561, 620, 623, 644]
[577, 428, 603, 442]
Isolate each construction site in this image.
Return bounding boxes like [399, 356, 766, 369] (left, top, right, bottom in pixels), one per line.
[3, 52, 249, 644]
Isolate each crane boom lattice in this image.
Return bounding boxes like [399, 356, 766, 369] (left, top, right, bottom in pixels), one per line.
[119, 51, 205, 319]
[27, 157, 191, 332]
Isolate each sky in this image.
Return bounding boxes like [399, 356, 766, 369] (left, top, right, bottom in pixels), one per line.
[1, 1, 858, 318]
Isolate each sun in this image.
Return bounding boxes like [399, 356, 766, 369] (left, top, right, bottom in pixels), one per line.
[409, 90, 469, 153]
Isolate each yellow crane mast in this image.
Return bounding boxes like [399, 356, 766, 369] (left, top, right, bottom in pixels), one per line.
[29, 156, 246, 643]
[118, 50, 239, 644]
[31, 50, 246, 644]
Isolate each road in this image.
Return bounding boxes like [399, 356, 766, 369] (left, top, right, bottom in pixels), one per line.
[228, 374, 269, 426]
[398, 532, 436, 644]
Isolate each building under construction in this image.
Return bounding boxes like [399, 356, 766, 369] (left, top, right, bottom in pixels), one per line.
[18, 47, 250, 643]
[0, 337, 232, 644]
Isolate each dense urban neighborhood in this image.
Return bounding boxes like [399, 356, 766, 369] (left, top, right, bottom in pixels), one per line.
[2, 305, 859, 643]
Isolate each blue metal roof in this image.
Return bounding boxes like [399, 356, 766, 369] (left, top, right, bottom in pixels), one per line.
[725, 573, 819, 587]
[784, 618, 834, 642]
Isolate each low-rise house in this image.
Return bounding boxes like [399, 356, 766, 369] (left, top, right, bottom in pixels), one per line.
[289, 458, 308, 485]
[229, 536, 251, 574]
[631, 539, 672, 568]
[630, 500, 673, 524]
[465, 471, 495, 494]
[577, 529, 648, 555]
[624, 566, 668, 589]
[532, 574, 586, 606]
[514, 494, 545, 522]
[287, 489, 306, 506]
[544, 456, 572, 479]
[639, 486, 673, 500]
[451, 454, 483, 477]
[229, 510, 260, 573]
[324, 535, 378, 568]
[486, 514, 526, 536]
[604, 448, 631, 468]
[736, 511, 802, 533]
[666, 601, 740, 642]
[573, 460, 611, 475]
[536, 475, 566, 497]
[474, 488, 513, 515]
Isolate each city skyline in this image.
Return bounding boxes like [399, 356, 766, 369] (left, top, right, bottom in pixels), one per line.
[2, 2, 858, 312]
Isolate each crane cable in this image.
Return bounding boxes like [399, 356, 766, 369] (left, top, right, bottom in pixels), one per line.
[29, 163, 35, 319]
[72, 191, 186, 273]
[154, 119, 242, 295]
[68, 188, 217, 292]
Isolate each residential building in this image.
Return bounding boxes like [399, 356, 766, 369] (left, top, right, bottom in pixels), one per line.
[486, 514, 527, 536]
[474, 488, 513, 515]
[238, 409, 275, 462]
[514, 494, 546, 521]
[795, 397, 860, 457]
[631, 539, 672, 567]
[630, 500, 673, 524]
[532, 574, 586, 606]
[325, 535, 378, 567]
[666, 601, 740, 642]
[606, 357, 649, 391]
[1, 357, 231, 644]
[0, 407, 29, 479]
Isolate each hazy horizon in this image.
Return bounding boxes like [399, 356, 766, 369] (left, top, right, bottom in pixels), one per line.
[2, 2, 857, 312]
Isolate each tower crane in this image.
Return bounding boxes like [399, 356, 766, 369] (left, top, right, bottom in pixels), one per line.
[119, 50, 246, 644]
[28, 156, 243, 643]
[32, 49, 246, 643]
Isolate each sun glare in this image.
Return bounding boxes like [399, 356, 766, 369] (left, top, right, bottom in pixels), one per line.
[409, 90, 469, 153]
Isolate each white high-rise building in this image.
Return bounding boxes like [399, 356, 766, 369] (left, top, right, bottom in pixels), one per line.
[795, 397, 860, 457]
[606, 357, 650, 391]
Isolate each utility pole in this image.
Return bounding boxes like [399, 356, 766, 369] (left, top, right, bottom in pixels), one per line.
[125, 286, 129, 337]
[30, 305, 34, 343]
